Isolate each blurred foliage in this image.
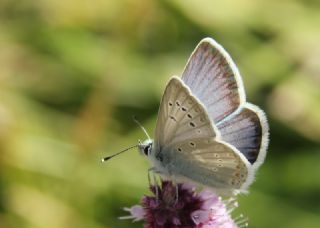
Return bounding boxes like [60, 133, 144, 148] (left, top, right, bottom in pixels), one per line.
[0, 0, 319, 227]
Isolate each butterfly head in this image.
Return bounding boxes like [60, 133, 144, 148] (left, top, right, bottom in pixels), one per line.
[138, 139, 153, 156]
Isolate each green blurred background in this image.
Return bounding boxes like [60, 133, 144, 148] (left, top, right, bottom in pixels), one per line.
[0, 0, 320, 227]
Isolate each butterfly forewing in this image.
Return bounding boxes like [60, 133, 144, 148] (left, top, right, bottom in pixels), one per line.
[155, 76, 217, 149]
[154, 76, 250, 190]
[181, 38, 246, 124]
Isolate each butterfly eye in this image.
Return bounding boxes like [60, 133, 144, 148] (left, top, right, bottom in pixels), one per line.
[144, 145, 150, 156]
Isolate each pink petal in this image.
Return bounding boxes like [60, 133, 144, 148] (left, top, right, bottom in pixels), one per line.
[149, 198, 159, 207]
[128, 205, 145, 219]
[191, 210, 211, 225]
[199, 189, 218, 200]
[181, 182, 196, 191]
[172, 217, 181, 225]
[202, 197, 219, 210]
[155, 211, 167, 226]
[201, 224, 213, 228]
[211, 204, 228, 215]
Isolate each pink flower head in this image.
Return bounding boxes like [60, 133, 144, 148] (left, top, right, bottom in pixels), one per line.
[120, 180, 247, 228]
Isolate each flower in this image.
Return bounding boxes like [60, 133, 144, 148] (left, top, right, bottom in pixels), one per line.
[120, 180, 247, 228]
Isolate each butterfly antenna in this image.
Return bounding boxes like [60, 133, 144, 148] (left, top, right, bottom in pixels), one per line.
[133, 116, 151, 140]
[101, 145, 138, 162]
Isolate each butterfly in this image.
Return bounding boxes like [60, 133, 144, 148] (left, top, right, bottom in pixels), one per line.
[137, 38, 269, 193]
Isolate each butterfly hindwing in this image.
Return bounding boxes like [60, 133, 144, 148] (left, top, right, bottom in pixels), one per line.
[167, 138, 249, 190]
[181, 38, 246, 123]
[217, 103, 269, 169]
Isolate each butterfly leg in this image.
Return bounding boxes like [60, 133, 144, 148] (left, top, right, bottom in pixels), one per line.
[147, 167, 154, 186]
[153, 172, 160, 202]
[170, 176, 179, 205]
[175, 183, 179, 205]
[148, 167, 160, 202]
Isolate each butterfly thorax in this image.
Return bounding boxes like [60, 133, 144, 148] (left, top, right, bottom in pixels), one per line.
[137, 139, 171, 176]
